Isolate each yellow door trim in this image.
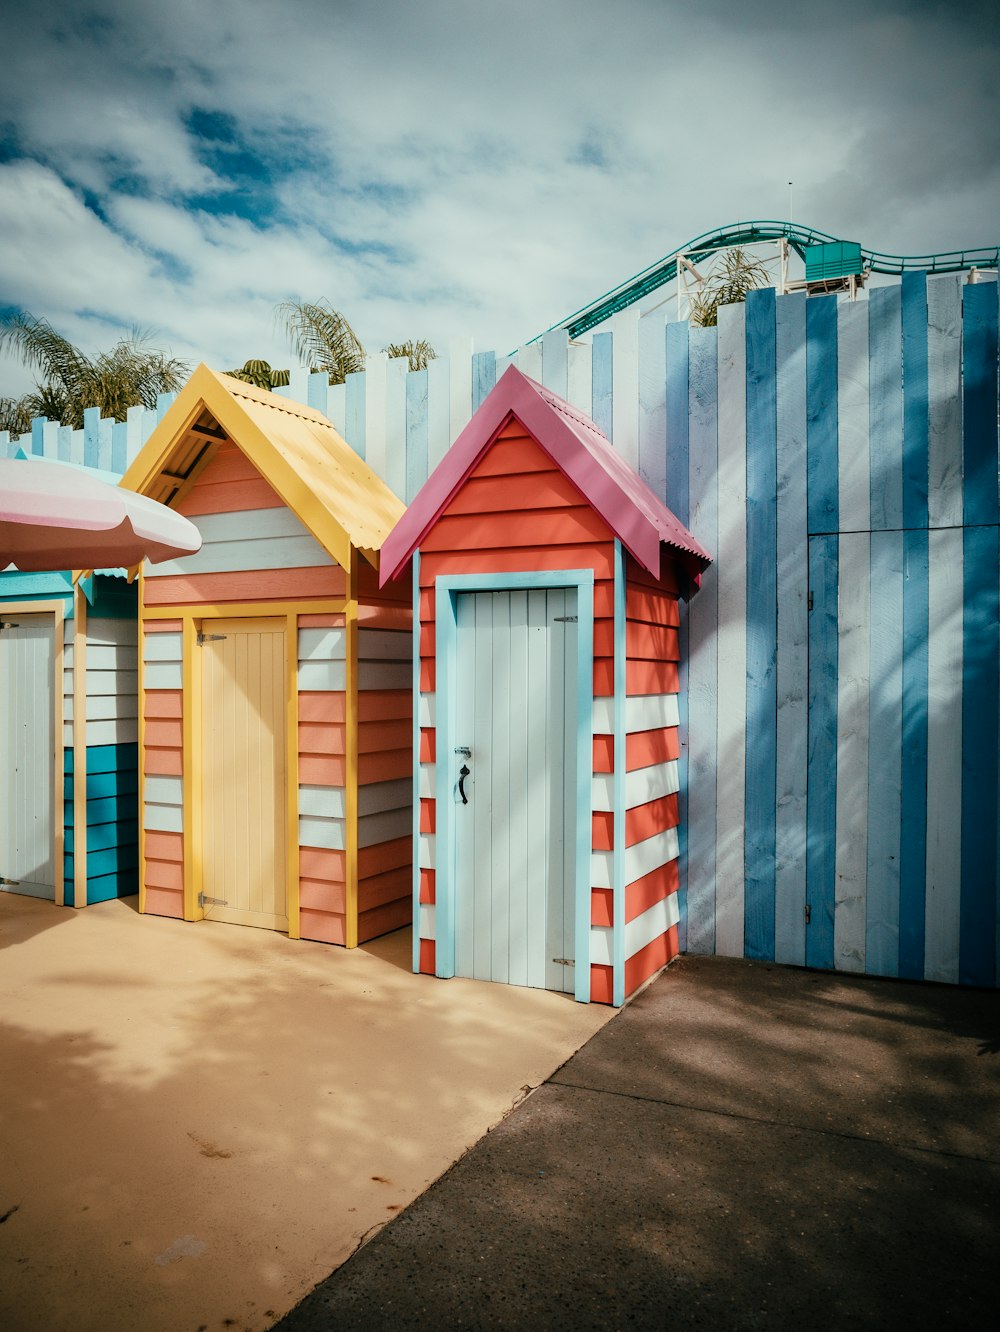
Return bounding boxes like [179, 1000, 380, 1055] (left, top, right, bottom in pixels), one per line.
[345, 551, 359, 948]
[143, 599, 349, 621]
[285, 612, 300, 940]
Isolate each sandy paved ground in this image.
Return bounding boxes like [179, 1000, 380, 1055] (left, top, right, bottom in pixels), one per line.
[0, 894, 610, 1332]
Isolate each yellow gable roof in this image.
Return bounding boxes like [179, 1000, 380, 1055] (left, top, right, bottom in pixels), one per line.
[120, 364, 405, 568]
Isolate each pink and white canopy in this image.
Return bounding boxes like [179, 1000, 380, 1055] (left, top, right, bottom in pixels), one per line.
[0, 457, 202, 572]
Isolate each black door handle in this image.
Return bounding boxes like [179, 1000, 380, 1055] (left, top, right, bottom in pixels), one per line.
[458, 764, 470, 804]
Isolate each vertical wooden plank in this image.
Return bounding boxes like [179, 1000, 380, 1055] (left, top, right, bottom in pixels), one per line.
[126, 405, 145, 469]
[868, 285, 903, 532]
[924, 526, 963, 984]
[545, 588, 568, 992]
[665, 319, 690, 945]
[902, 271, 929, 529]
[591, 332, 613, 441]
[426, 356, 451, 475]
[638, 310, 667, 499]
[714, 302, 747, 957]
[83, 407, 100, 468]
[69, 423, 85, 465]
[806, 295, 839, 535]
[541, 329, 569, 398]
[405, 368, 429, 505]
[561, 594, 579, 997]
[326, 383, 346, 438]
[111, 421, 128, 474]
[472, 351, 497, 414]
[365, 354, 388, 481]
[489, 591, 511, 983]
[449, 337, 474, 443]
[744, 287, 777, 961]
[806, 534, 838, 970]
[611, 307, 640, 469]
[516, 341, 543, 382]
[834, 531, 870, 972]
[866, 529, 904, 977]
[962, 280, 999, 528]
[774, 291, 809, 966]
[57, 425, 72, 462]
[686, 325, 718, 956]
[961, 522, 999, 986]
[838, 301, 870, 535]
[899, 528, 929, 978]
[566, 340, 593, 416]
[507, 590, 529, 987]
[927, 274, 964, 529]
[98, 417, 113, 472]
[307, 370, 329, 416]
[960, 280, 999, 987]
[42, 420, 58, 459]
[345, 370, 366, 459]
[525, 589, 548, 990]
[384, 355, 408, 500]
[454, 593, 476, 978]
[472, 593, 493, 980]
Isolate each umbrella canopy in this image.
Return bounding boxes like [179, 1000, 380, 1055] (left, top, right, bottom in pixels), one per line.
[0, 457, 202, 572]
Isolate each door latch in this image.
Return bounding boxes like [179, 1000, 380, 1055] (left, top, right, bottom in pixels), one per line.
[458, 764, 470, 804]
[552, 957, 575, 966]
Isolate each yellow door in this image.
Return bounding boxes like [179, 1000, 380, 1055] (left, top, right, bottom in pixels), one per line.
[200, 618, 287, 931]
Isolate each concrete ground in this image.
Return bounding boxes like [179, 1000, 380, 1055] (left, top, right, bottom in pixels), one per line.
[0, 893, 611, 1332]
[276, 954, 1000, 1332]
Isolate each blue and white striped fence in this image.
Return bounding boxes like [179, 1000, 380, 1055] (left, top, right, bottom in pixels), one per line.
[5, 271, 997, 986]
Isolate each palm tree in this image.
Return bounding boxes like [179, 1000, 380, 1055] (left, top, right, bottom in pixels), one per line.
[0, 313, 189, 434]
[688, 248, 772, 327]
[383, 339, 437, 371]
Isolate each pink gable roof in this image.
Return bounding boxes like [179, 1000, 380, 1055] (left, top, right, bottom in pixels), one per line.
[379, 365, 712, 586]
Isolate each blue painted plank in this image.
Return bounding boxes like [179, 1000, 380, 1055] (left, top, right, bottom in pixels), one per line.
[66, 819, 138, 855]
[774, 290, 809, 966]
[66, 792, 137, 827]
[405, 369, 429, 505]
[899, 528, 929, 979]
[806, 534, 839, 969]
[744, 287, 778, 960]
[806, 295, 838, 535]
[960, 523, 999, 986]
[85, 870, 138, 903]
[83, 406, 101, 468]
[866, 529, 904, 976]
[64, 741, 138, 777]
[471, 351, 497, 414]
[31, 416, 45, 455]
[345, 370, 366, 459]
[0, 572, 72, 599]
[868, 285, 903, 531]
[962, 281, 999, 527]
[79, 845, 140, 877]
[591, 332, 613, 441]
[307, 370, 329, 415]
[901, 272, 929, 529]
[63, 769, 139, 801]
[665, 322, 690, 524]
[111, 420, 128, 474]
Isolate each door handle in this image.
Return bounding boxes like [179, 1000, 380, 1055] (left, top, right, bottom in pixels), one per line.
[458, 764, 470, 805]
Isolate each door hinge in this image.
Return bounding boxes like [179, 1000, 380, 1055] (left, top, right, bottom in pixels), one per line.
[0, 621, 20, 631]
[198, 893, 228, 906]
[805, 903, 812, 925]
[807, 591, 814, 611]
[196, 632, 227, 645]
[553, 616, 578, 623]
[552, 957, 575, 966]
[1, 876, 20, 886]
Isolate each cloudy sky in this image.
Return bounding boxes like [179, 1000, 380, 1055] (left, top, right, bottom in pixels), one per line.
[1, 0, 997, 397]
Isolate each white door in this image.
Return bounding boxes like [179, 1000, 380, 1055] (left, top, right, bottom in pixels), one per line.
[0, 614, 55, 900]
[453, 587, 577, 992]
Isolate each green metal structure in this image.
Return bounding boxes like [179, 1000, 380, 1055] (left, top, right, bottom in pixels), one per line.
[533, 220, 999, 341]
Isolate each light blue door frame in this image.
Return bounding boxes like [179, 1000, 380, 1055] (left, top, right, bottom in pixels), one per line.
[434, 570, 595, 1002]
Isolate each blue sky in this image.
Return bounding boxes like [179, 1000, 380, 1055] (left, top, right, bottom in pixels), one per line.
[2, 0, 998, 397]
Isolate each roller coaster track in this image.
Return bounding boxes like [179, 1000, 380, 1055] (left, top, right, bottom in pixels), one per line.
[533, 220, 999, 342]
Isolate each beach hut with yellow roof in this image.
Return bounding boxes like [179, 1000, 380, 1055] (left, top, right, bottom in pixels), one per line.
[121, 365, 412, 948]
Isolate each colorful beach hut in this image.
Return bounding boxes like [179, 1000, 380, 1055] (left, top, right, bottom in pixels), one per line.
[381, 366, 711, 1005]
[2, 475, 139, 910]
[121, 366, 411, 948]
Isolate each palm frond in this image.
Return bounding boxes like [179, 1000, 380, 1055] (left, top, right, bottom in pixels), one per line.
[276, 300, 366, 384]
[383, 340, 437, 372]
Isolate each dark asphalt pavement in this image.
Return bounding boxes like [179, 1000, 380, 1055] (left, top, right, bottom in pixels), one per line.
[273, 955, 1000, 1331]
